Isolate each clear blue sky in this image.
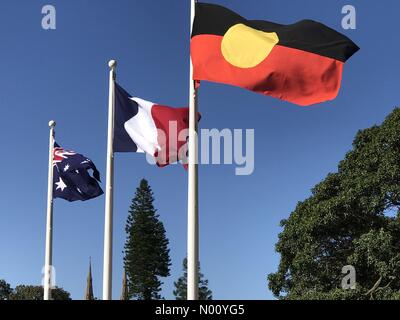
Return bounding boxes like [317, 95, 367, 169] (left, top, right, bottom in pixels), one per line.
[0, 0, 398, 300]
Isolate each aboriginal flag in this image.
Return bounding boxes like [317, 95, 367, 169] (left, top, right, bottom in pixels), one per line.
[191, 3, 359, 106]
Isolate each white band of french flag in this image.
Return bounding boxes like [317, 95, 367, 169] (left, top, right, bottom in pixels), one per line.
[124, 97, 160, 155]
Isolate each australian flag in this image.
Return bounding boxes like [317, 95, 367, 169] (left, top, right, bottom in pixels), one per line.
[53, 143, 103, 202]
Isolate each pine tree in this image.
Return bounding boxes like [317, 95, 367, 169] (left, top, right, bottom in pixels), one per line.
[173, 258, 213, 300]
[124, 179, 171, 300]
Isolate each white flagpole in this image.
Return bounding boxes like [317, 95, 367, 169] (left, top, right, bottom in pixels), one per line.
[44, 120, 56, 300]
[103, 59, 116, 300]
[187, 0, 199, 300]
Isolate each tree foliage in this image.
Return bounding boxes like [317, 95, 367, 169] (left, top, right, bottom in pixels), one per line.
[173, 258, 213, 300]
[0, 279, 12, 300]
[268, 108, 400, 300]
[124, 179, 171, 300]
[9, 285, 71, 300]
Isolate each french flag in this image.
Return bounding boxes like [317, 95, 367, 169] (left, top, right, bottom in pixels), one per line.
[113, 83, 197, 167]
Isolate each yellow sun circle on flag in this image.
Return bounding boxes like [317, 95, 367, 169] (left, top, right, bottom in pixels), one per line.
[221, 24, 279, 68]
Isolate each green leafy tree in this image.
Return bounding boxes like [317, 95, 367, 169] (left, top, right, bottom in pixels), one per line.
[10, 285, 71, 300]
[268, 108, 400, 300]
[173, 258, 213, 300]
[124, 179, 171, 300]
[0, 279, 12, 300]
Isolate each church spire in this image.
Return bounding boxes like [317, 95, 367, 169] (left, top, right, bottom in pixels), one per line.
[120, 268, 128, 300]
[85, 258, 94, 300]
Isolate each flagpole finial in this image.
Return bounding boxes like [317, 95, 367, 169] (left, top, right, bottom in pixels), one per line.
[108, 60, 117, 69]
[48, 120, 56, 128]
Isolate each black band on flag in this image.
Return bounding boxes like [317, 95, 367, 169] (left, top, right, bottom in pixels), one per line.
[192, 2, 359, 62]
